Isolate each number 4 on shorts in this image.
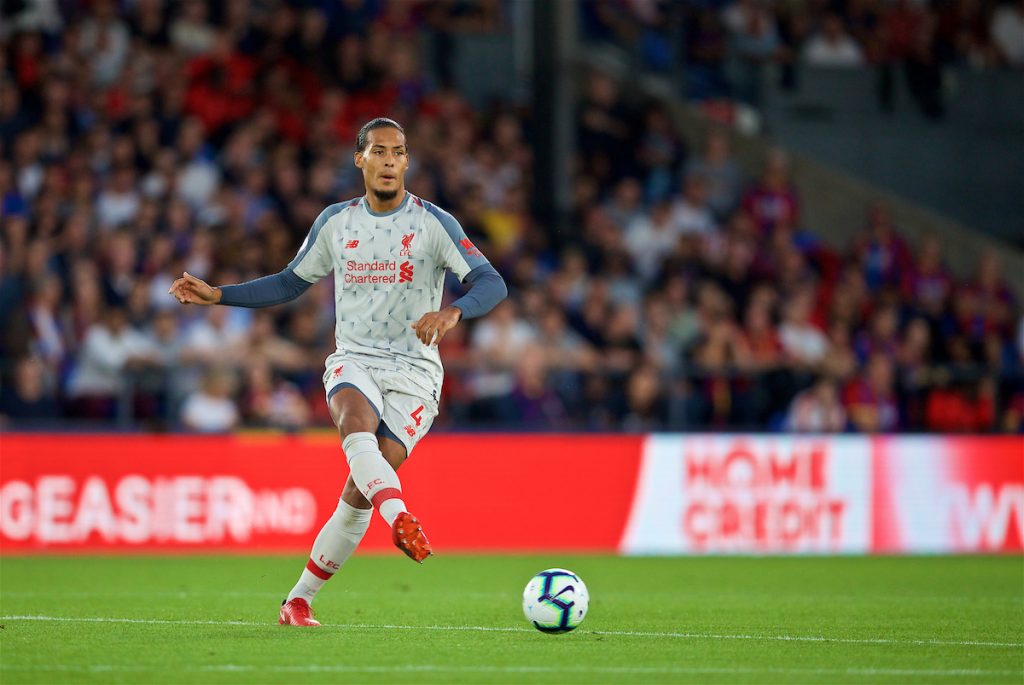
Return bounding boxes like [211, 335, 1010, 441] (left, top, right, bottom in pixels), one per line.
[410, 405, 424, 426]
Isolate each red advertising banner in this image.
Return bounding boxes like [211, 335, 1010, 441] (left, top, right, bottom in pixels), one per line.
[872, 436, 1024, 553]
[620, 435, 872, 554]
[1, 433, 1020, 554]
[0, 433, 643, 553]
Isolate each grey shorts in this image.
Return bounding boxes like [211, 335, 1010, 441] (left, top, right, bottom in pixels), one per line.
[322, 352, 440, 455]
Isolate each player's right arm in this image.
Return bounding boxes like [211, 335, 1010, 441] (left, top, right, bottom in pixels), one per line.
[168, 203, 344, 308]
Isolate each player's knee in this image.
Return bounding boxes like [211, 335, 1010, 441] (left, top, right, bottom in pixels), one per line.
[330, 391, 379, 438]
[332, 404, 378, 437]
[336, 416, 377, 439]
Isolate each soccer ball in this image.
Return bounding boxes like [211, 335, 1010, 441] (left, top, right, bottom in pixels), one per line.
[522, 568, 589, 633]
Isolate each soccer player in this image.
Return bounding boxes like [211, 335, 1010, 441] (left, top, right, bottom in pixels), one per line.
[168, 118, 507, 627]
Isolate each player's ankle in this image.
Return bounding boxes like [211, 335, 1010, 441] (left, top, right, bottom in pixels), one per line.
[378, 498, 408, 526]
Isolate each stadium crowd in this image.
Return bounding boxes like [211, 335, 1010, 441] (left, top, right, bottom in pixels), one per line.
[582, 0, 1024, 112]
[1, 0, 1021, 434]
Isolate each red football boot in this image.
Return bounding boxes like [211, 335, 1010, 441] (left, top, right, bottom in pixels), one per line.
[392, 512, 433, 563]
[279, 598, 321, 627]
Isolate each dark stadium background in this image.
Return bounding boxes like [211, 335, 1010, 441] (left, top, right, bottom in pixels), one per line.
[0, 2, 1022, 683]
[1, 0, 1021, 435]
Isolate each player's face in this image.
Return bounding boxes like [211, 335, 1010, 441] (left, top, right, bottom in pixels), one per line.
[355, 127, 409, 200]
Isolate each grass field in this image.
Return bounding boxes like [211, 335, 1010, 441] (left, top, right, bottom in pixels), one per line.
[0, 555, 1021, 684]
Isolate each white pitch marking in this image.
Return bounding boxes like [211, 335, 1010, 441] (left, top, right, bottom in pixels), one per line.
[0, 615, 262, 626]
[0, 664, 1019, 678]
[1, 615, 1020, 649]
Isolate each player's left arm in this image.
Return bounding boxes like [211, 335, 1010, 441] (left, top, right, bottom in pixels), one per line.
[411, 204, 507, 346]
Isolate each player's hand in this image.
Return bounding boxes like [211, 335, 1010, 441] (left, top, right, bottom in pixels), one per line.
[168, 272, 221, 306]
[411, 306, 462, 346]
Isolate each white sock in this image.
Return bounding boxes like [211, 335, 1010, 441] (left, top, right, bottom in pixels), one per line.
[287, 498, 372, 604]
[342, 431, 408, 526]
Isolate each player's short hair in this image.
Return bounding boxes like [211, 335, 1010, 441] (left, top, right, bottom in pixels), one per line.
[356, 118, 406, 153]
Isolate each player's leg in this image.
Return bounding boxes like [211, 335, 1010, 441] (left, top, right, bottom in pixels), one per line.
[378, 388, 438, 563]
[281, 434, 410, 625]
[332, 386, 411, 527]
[376, 431, 431, 562]
[281, 364, 387, 626]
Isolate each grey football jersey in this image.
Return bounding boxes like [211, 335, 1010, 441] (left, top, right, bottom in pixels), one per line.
[288, 193, 489, 381]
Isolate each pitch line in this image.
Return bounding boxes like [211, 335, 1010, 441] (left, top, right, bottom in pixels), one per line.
[1, 615, 1020, 649]
[1, 664, 1020, 678]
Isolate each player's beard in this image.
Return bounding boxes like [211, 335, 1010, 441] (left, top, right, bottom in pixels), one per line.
[372, 188, 399, 202]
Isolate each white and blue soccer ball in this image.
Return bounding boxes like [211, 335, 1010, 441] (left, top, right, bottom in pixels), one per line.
[522, 568, 589, 633]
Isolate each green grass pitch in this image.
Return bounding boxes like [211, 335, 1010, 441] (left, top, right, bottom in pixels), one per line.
[1, 555, 1021, 684]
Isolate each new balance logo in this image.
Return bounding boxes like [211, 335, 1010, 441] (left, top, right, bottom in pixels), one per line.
[399, 261, 414, 283]
[400, 233, 414, 256]
[345, 240, 359, 248]
[460, 238, 482, 257]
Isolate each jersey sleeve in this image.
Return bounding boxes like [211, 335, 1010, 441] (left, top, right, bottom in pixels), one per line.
[423, 201, 490, 282]
[287, 203, 346, 283]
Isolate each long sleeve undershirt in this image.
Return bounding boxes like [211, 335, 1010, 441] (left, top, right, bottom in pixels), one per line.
[217, 263, 506, 319]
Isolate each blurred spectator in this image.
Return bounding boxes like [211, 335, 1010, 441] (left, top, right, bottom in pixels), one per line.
[242, 362, 311, 432]
[96, 168, 141, 230]
[180, 306, 249, 368]
[170, 0, 217, 56]
[844, 354, 900, 432]
[234, 311, 307, 374]
[742, 149, 799, 234]
[602, 304, 644, 378]
[0, 356, 58, 422]
[670, 173, 718, 239]
[625, 199, 678, 282]
[685, 129, 742, 220]
[785, 377, 847, 432]
[690, 318, 756, 426]
[991, 0, 1024, 67]
[636, 104, 686, 202]
[925, 377, 996, 432]
[738, 300, 783, 370]
[803, 14, 866, 67]
[181, 370, 239, 433]
[603, 178, 645, 232]
[505, 346, 567, 428]
[903, 234, 951, 318]
[536, 305, 597, 374]
[26, 274, 66, 368]
[145, 309, 183, 368]
[683, 8, 730, 100]
[779, 288, 828, 368]
[76, 0, 130, 86]
[622, 364, 669, 431]
[468, 299, 536, 419]
[577, 70, 635, 186]
[855, 305, 901, 364]
[722, 0, 781, 105]
[1002, 392, 1024, 432]
[65, 307, 160, 418]
[852, 203, 910, 292]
